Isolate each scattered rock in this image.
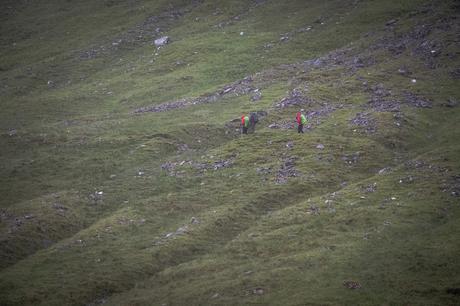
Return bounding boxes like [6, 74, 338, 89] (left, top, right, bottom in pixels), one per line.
[161, 157, 235, 176]
[251, 90, 262, 102]
[268, 121, 295, 130]
[134, 98, 191, 113]
[385, 19, 398, 26]
[342, 152, 361, 165]
[308, 205, 320, 215]
[78, 2, 200, 60]
[162, 225, 190, 241]
[398, 67, 411, 76]
[89, 191, 104, 204]
[450, 68, 460, 79]
[7, 129, 17, 136]
[378, 167, 391, 174]
[212, 159, 234, 170]
[53, 203, 68, 212]
[177, 143, 190, 152]
[134, 77, 256, 114]
[365, 83, 400, 112]
[399, 175, 415, 184]
[441, 98, 459, 108]
[363, 182, 377, 193]
[275, 156, 300, 184]
[275, 88, 314, 108]
[190, 217, 200, 224]
[286, 141, 294, 149]
[350, 112, 377, 133]
[403, 92, 433, 108]
[256, 167, 272, 175]
[263, 43, 274, 49]
[440, 175, 460, 197]
[316, 144, 325, 150]
[280, 35, 289, 42]
[161, 161, 177, 174]
[343, 280, 361, 289]
[408, 24, 431, 40]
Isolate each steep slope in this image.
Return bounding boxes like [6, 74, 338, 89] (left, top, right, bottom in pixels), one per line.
[0, 0, 459, 305]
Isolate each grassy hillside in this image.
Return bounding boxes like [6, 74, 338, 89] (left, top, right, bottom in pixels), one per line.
[0, 0, 459, 305]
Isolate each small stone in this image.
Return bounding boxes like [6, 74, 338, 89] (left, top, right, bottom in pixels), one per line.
[251, 91, 262, 102]
[240, 32, 244, 36]
[386, 19, 398, 26]
[7, 129, 17, 136]
[154, 36, 170, 47]
[411, 79, 417, 83]
[253, 288, 264, 295]
[316, 144, 325, 150]
[378, 168, 389, 174]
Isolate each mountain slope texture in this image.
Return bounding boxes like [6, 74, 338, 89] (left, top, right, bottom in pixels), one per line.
[0, 0, 459, 305]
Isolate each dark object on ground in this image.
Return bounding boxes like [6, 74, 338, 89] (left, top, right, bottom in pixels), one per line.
[446, 288, 460, 295]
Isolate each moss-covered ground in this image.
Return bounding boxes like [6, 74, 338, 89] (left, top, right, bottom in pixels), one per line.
[0, 0, 459, 305]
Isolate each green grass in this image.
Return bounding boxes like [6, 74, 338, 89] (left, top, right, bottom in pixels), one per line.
[1, 0, 459, 305]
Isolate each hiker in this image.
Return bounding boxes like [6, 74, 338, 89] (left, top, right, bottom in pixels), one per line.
[296, 109, 307, 133]
[248, 112, 259, 133]
[241, 114, 249, 134]
[241, 112, 259, 134]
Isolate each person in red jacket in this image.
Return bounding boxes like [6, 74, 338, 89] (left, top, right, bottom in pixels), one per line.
[296, 109, 307, 133]
[241, 115, 249, 134]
